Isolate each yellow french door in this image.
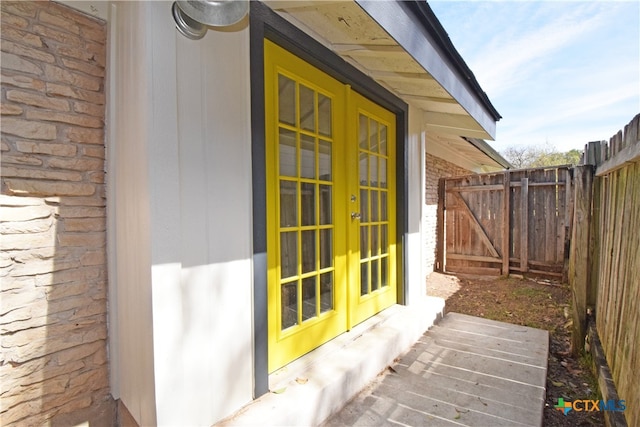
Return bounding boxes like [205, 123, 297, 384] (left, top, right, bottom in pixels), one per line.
[265, 40, 347, 372]
[347, 94, 397, 327]
[265, 40, 396, 372]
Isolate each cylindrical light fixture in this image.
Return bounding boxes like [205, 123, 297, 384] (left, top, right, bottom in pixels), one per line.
[172, 0, 249, 39]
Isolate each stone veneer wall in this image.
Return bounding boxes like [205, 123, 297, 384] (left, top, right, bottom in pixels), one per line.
[0, 2, 112, 425]
[424, 153, 471, 274]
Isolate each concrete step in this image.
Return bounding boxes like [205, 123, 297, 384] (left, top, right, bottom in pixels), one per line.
[217, 297, 446, 426]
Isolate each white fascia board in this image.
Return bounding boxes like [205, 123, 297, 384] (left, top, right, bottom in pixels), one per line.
[424, 112, 493, 140]
[356, 0, 497, 140]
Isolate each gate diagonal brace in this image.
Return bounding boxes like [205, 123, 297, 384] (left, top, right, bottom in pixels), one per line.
[452, 192, 501, 258]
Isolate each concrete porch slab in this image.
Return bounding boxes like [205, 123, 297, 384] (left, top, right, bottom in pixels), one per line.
[217, 297, 446, 426]
[324, 312, 549, 427]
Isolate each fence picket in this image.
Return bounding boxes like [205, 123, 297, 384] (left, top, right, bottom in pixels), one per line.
[573, 114, 640, 427]
[440, 166, 571, 277]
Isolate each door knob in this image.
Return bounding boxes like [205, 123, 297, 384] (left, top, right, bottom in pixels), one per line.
[351, 212, 362, 220]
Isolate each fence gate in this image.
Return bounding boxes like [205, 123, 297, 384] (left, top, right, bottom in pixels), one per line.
[437, 166, 574, 279]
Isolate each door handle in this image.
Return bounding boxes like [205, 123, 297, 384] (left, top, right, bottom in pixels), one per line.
[351, 212, 362, 220]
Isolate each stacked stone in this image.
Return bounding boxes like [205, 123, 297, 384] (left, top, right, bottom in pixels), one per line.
[1, 2, 111, 425]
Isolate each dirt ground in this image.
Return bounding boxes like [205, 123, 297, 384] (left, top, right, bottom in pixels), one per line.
[427, 272, 604, 427]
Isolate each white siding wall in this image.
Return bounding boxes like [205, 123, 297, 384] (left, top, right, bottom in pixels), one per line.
[107, 2, 253, 425]
[404, 105, 427, 305]
[107, 3, 157, 425]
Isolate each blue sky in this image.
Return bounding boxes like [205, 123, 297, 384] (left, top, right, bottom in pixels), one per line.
[428, 1, 640, 153]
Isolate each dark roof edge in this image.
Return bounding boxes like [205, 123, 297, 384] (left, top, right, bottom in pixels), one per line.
[405, 1, 502, 121]
[465, 137, 512, 169]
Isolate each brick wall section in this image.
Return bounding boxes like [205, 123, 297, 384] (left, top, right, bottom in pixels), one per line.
[424, 153, 471, 274]
[0, 2, 112, 425]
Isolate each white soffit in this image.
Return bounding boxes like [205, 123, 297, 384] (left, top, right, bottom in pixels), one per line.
[266, 0, 490, 140]
[426, 133, 504, 173]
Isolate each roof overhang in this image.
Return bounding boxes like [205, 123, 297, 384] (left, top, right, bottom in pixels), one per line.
[426, 133, 511, 173]
[265, 0, 501, 141]
[59, 0, 507, 171]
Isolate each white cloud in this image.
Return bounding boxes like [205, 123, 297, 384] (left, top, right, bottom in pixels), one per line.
[430, 1, 640, 153]
[469, 3, 609, 97]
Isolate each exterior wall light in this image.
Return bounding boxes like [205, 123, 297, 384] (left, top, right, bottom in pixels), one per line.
[172, 0, 249, 39]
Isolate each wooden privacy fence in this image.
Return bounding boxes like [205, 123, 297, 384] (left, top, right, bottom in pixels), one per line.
[437, 166, 573, 278]
[570, 114, 640, 427]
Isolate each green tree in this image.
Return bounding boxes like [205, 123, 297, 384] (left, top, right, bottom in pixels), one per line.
[502, 145, 581, 169]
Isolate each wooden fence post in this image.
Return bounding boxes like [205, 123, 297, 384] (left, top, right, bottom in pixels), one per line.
[520, 178, 528, 273]
[563, 169, 574, 282]
[568, 165, 594, 355]
[436, 177, 446, 272]
[588, 176, 601, 308]
[585, 141, 602, 308]
[502, 171, 511, 276]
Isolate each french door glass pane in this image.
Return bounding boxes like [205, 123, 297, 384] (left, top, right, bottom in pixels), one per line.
[319, 140, 331, 180]
[360, 189, 368, 222]
[301, 182, 315, 226]
[320, 272, 333, 312]
[380, 158, 387, 188]
[318, 95, 332, 137]
[370, 190, 378, 222]
[301, 134, 315, 179]
[360, 262, 369, 296]
[381, 191, 388, 221]
[381, 224, 388, 254]
[279, 129, 296, 177]
[320, 229, 332, 269]
[359, 152, 368, 185]
[282, 283, 297, 329]
[359, 115, 368, 149]
[369, 120, 378, 153]
[280, 232, 297, 278]
[369, 154, 377, 186]
[320, 184, 332, 224]
[302, 277, 316, 321]
[278, 75, 296, 126]
[301, 230, 316, 273]
[360, 226, 368, 260]
[381, 257, 388, 288]
[380, 124, 387, 155]
[300, 84, 315, 132]
[280, 180, 297, 227]
[371, 224, 379, 256]
[371, 260, 379, 291]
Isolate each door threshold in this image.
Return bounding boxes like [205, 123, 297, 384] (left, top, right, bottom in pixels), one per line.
[219, 296, 445, 426]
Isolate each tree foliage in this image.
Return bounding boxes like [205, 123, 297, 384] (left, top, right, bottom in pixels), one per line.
[501, 145, 581, 169]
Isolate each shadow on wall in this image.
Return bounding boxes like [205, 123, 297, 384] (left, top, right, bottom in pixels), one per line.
[1, 196, 112, 426]
[1, 1, 112, 425]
